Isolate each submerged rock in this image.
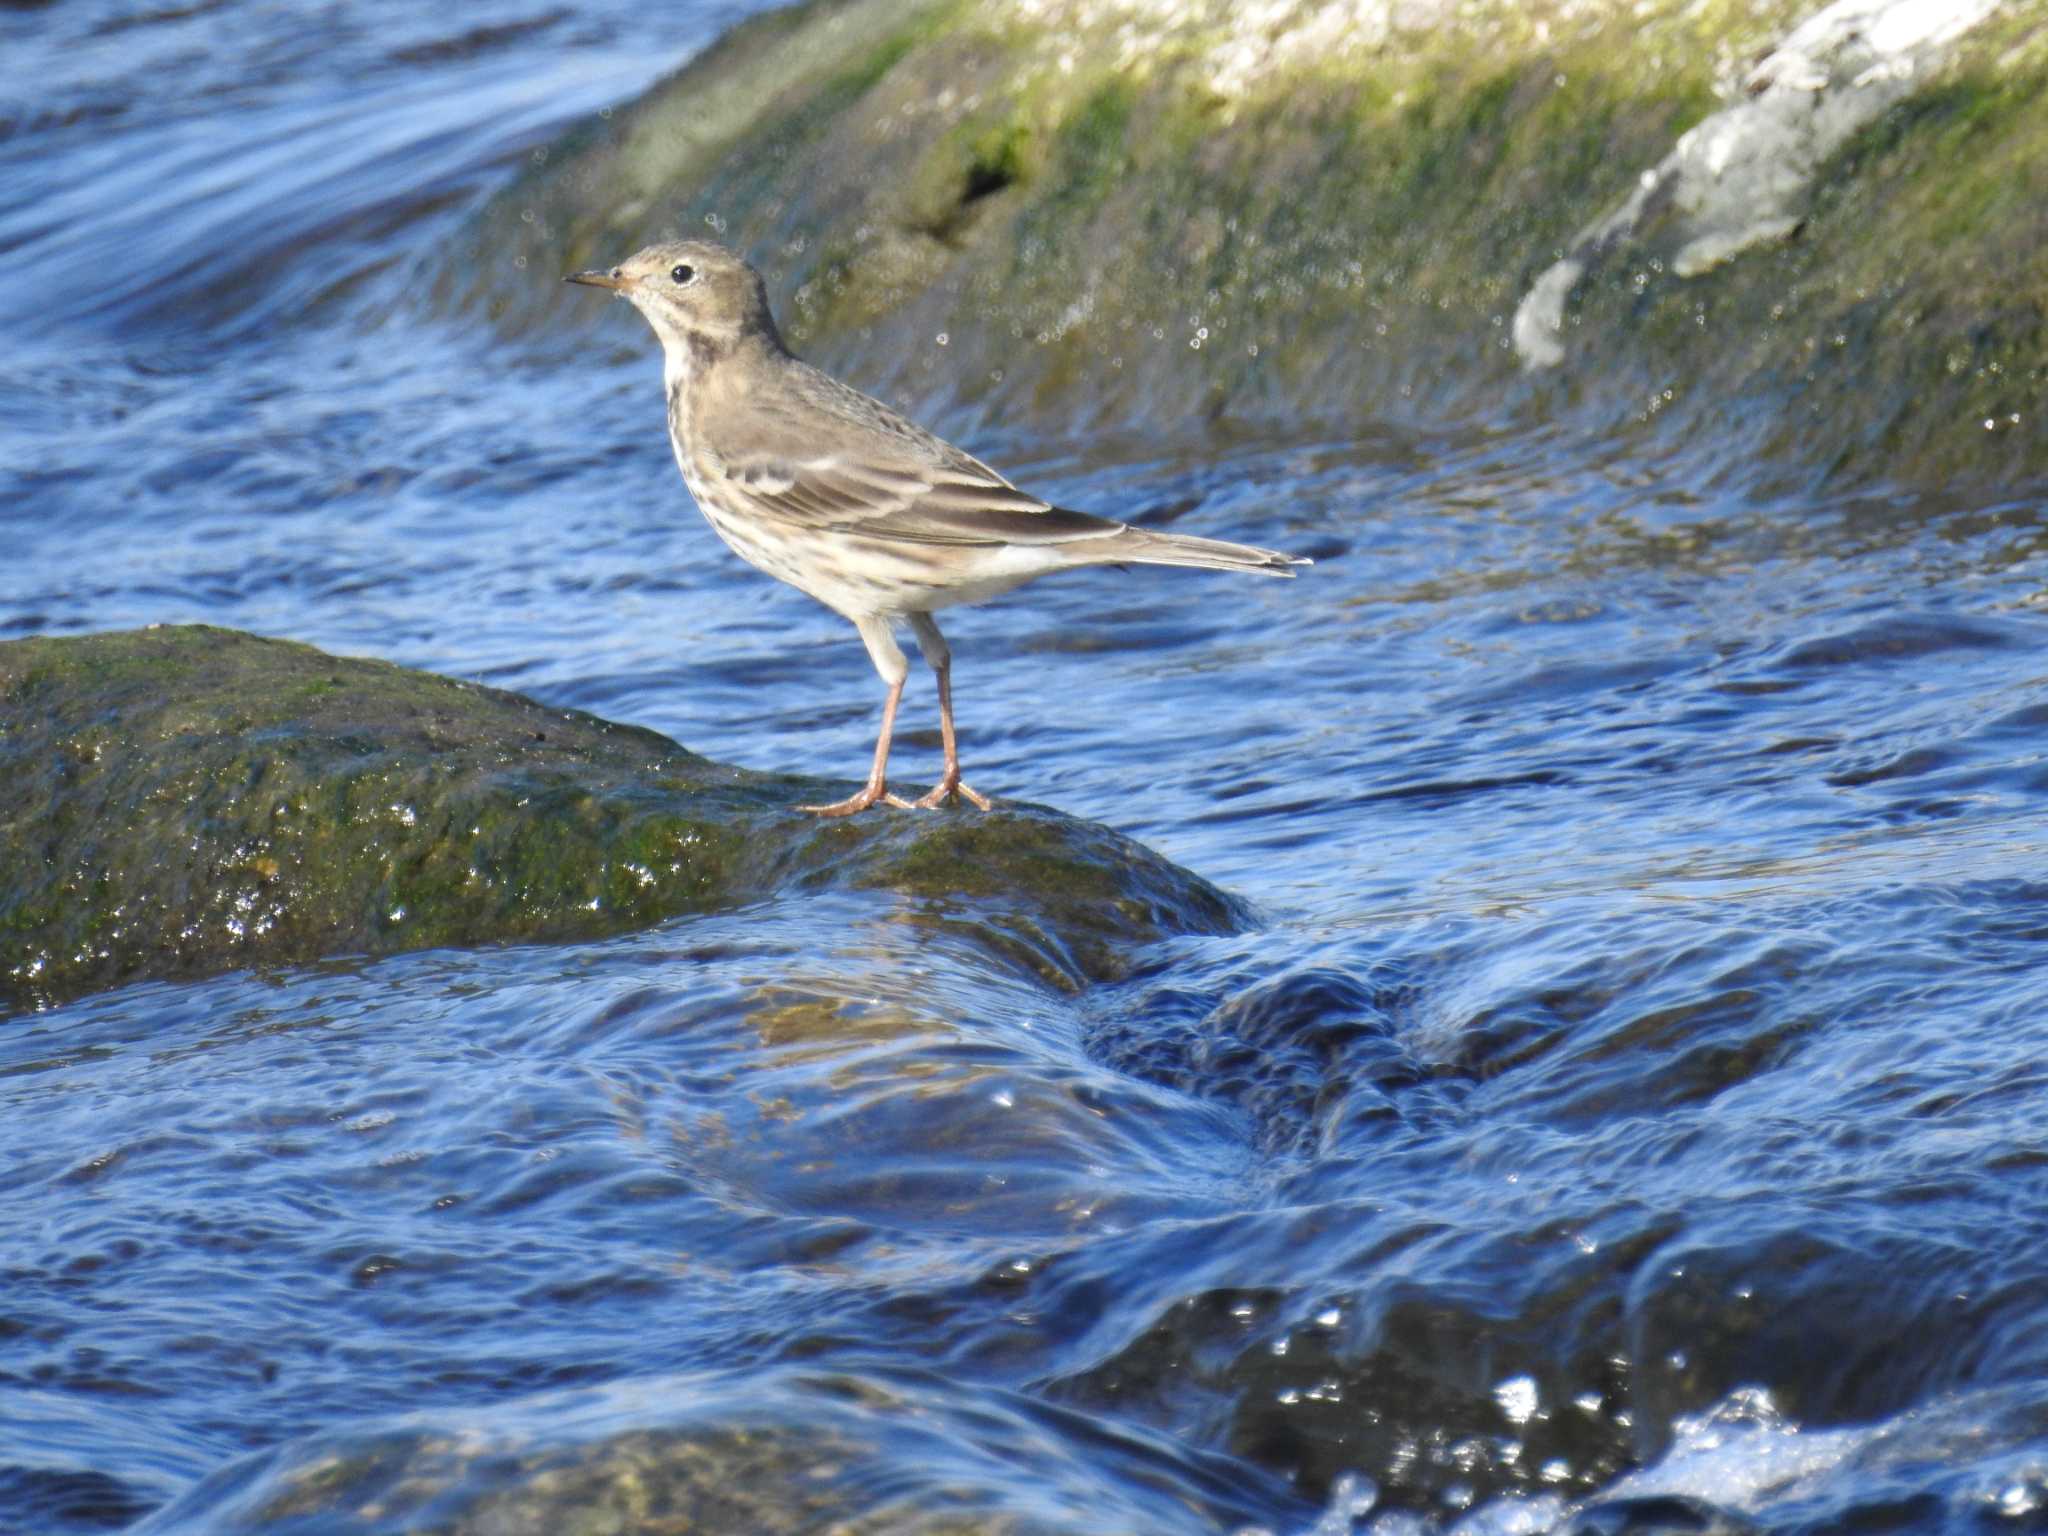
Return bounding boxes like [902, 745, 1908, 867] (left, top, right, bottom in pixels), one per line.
[128, 1365, 1297, 1535]
[440, 0, 2047, 491]
[0, 627, 1245, 1014]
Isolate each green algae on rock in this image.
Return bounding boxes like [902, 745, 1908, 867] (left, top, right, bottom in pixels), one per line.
[442, 0, 2046, 493]
[0, 627, 1245, 1014]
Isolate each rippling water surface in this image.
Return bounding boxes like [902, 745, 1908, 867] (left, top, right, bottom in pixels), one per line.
[7, 4, 2048, 1532]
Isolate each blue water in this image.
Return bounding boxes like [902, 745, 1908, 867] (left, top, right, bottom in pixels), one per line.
[6, 3, 2048, 1532]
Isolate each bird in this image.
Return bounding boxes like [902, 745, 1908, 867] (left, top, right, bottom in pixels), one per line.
[566, 240, 1308, 817]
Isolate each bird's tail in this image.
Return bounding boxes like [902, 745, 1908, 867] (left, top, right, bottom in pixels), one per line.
[1095, 524, 1311, 577]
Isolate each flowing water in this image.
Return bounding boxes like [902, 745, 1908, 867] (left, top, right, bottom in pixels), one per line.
[7, 3, 2048, 1532]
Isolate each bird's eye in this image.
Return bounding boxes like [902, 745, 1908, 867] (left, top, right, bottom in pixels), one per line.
[670, 264, 696, 285]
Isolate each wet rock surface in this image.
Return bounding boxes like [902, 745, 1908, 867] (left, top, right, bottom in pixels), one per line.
[1514, 0, 2004, 359]
[0, 626, 1245, 1013]
[442, 0, 2048, 493]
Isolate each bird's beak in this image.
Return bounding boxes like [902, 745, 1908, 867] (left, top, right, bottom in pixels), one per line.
[565, 268, 628, 291]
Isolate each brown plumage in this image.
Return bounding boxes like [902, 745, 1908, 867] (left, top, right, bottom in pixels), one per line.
[568, 239, 1308, 816]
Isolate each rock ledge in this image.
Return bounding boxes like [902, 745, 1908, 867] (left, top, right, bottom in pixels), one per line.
[0, 627, 1244, 1013]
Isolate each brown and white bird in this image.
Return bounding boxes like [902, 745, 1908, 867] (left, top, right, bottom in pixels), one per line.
[567, 240, 1307, 817]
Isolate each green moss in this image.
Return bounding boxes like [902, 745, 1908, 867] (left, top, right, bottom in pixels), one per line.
[965, 116, 1033, 197]
[1537, 48, 2048, 488]
[1059, 79, 1137, 175]
[826, 6, 943, 99]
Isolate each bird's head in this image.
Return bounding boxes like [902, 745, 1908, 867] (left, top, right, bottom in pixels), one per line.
[565, 239, 781, 362]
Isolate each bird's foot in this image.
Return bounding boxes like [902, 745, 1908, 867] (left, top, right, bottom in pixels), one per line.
[798, 783, 915, 817]
[910, 776, 992, 812]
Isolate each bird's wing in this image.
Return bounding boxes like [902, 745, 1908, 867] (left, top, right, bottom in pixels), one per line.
[699, 361, 1126, 548]
[721, 449, 1121, 546]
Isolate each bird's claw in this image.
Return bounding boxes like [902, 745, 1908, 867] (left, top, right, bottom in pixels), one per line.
[798, 783, 894, 817]
[910, 778, 992, 812]
[798, 781, 990, 816]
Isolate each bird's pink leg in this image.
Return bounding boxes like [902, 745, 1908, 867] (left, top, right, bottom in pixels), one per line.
[908, 614, 991, 811]
[799, 674, 915, 817]
[802, 615, 916, 817]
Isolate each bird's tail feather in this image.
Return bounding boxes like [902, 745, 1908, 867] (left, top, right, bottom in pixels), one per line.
[1096, 525, 1310, 577]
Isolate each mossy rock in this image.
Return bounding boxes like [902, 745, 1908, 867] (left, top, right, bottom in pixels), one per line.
[436, 0, 2047, 491]
[0, 627, 1245, 1014]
